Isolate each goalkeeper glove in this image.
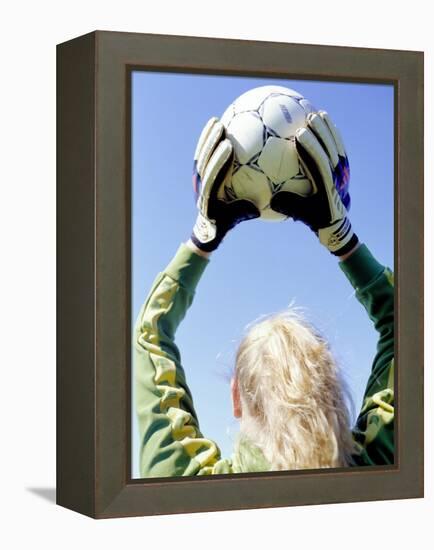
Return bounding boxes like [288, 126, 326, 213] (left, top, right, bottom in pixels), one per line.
[270, 111, 358, 256]
[191, 117, 260, 252]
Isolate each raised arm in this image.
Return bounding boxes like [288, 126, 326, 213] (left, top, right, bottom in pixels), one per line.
[339, 244, 394, 465]
[135, 243, 221, 477]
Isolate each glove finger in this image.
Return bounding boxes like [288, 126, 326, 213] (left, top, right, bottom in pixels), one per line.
[319, 111, 347, 158]
[296, 127, 334, 192]
[306, 112, 339, 167]
[296, 127, 345, 224]
[199, 139, 233, 217]
[193, 117, 218, 162]
[195, 118, 225, 177]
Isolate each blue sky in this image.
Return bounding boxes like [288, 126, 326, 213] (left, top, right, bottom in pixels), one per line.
[131, 71, 394, 478]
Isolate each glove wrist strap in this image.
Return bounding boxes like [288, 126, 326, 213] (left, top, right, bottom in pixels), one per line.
[318, 218, 359, 256]
[191, 213, 222, 252]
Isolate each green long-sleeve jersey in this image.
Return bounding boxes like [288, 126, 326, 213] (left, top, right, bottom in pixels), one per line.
[134, 243, 394, 477]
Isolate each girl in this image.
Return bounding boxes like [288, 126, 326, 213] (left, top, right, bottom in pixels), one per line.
[134, 113, 394, 477]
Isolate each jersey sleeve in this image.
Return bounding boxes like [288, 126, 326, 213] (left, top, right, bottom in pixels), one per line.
[339, 244, 394, 465]
[134, 243, 232, 477]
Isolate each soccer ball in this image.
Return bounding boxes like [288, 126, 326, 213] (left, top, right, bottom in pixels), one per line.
[218, 85, 316, 221]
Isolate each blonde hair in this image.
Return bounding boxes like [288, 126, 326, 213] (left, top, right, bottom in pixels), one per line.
[234, 308, 355, 471]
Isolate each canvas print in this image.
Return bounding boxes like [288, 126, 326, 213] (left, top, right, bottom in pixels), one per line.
[131, 72, 394, 479]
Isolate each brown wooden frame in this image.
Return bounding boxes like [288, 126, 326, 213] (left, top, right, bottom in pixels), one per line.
[57, 30, 424, 519]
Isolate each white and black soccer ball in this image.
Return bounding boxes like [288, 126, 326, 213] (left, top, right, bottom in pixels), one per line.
[219, 85, 316, 221]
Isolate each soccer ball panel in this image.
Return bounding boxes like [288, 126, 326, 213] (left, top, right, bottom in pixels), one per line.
[261, 95, 307, 139]
[232, 85, 303, 114]
[233, 86, 273, 114]
[221, 103, 235, 127]
[280, 174, 313, 197]
[257, 137, 297, 184]
[258, 137, 313, 196]
[260, 206, 288, 222]
[226, 112, 264, 164]
[231, 166, 272, 210]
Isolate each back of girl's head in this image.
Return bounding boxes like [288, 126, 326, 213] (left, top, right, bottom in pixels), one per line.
[234, 308, 355, 470]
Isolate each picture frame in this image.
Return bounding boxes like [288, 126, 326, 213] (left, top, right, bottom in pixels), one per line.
[57, 30, 424, 519]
